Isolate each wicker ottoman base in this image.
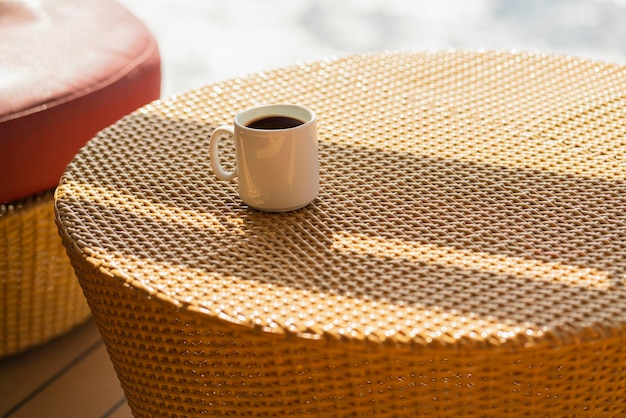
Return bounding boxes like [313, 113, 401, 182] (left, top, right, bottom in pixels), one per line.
[0, 190, 91, 357]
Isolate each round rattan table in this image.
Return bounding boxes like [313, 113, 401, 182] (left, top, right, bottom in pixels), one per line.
[55, 51, 626, 417]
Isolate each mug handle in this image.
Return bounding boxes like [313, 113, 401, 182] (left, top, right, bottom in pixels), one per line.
[209, 125, 237, 180]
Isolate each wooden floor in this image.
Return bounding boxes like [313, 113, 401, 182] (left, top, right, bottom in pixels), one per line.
[0, 319, 132, 418]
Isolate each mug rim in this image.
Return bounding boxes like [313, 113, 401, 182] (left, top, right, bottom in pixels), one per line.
[234, 104, 316, 132]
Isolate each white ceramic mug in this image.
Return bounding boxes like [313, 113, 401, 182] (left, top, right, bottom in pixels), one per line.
[209, 104, 319, 212]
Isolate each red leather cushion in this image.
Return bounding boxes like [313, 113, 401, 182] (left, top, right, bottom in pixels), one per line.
[0, 0, 161, 203]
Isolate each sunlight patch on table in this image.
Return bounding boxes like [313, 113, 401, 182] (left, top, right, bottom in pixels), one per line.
[331, 231, 610, 289]
[57, 181, 237, 231]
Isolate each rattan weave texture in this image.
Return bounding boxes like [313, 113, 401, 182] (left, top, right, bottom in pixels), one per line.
[1, 191, 91, 356]
[55, 51, 626, 416]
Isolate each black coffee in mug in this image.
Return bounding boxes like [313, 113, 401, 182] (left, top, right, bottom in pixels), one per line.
[246, 116, 305, 130]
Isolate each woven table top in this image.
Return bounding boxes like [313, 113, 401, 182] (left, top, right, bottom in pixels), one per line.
[55, 50, 626, 352]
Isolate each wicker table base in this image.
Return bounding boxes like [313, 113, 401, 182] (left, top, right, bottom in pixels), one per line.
[55, 51, 626, 416]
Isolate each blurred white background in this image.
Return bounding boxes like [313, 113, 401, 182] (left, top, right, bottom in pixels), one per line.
[119, 0, 626, 97]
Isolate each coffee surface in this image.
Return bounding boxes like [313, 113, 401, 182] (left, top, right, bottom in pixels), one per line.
[246, 116, 304, 130]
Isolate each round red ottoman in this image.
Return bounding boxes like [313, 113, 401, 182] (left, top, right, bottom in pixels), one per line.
[0, 0, 161, 356]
